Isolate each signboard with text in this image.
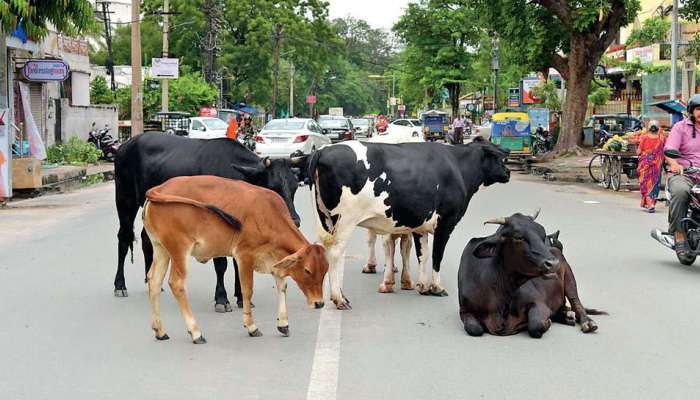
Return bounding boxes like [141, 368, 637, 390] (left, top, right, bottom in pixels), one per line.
[22, 60, 70, 82]
[508, 88, 520, 107]
[152, 58, 179, 79]
[0, 108, 10, 198]
[521, 78, 542, 104]
[306, 95, 317, 104]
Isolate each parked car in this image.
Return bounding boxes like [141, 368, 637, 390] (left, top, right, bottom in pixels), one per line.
[371, 118, 424, 143]
[470, 121, 492, 142]
[318, 116, 355, 142]
[255, 118, 331, 158]
[188, 117, 229, 139]
[351, 118, 374, 138]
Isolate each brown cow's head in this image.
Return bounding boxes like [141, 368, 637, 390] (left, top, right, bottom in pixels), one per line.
[474, 211, 560, 279]
[272, 244, 328, 308]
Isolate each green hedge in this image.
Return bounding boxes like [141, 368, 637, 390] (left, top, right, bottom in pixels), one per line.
[46, 137, 102, 165]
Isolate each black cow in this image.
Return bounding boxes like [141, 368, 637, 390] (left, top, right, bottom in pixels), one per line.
[114, 133, 303, 310]
[458, 212, 605, 338]
[309, 137, 510, 309]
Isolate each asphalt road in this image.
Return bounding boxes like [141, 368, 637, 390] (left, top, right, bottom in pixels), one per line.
[1, 174, 697, 399]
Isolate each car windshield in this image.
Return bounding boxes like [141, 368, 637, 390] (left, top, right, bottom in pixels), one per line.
[202, 118, 228, 130]
[320, 119, 349, 129]
[264, 120, 306, 130]
[352, 119, 368, 126]
[409, 119, 421, 126]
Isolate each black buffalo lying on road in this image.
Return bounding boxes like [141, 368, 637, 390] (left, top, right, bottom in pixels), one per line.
[114, 133, 304, 310]
[458, 212, 606, 338]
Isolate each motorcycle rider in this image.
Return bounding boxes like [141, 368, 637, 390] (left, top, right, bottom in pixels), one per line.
[376, 114, 388, 133]
[665, 94, 700, 259]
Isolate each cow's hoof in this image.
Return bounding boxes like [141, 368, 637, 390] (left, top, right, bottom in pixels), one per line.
[114, 289, 128, 297]
[416, 282, 431, 295]
[564, 311, 576, 326]
[362, 264, 377, 274]
[277, 326, 290, 337]
[392, 266, 399, 273]
[155, 333, 170, 341]
[401, 281, 415, 290]
[248, 329, 263, 337]
[581, 318, 598, 333]
[192, 335, 207, 344]
[334, 300, 352, 310]
[429, 285, 448, 297]
[378, 283, 394, 293]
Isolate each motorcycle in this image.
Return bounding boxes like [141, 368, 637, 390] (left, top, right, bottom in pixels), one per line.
[531, 130, 552, 155]
[238, 125, 257, 152]
[651, 149, 700, 265]
[88, 122, 120, 161]
[376, 123, 388, 135]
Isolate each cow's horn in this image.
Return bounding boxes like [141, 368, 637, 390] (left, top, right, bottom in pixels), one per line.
[483, 218, 507, 226]
[290, 155, 306, 166]
[263, 157, 272, 167]
[531, 208, 541, 220]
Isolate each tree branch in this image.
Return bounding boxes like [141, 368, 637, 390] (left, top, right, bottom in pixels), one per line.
[551, 53, 569, 81]
[533, 0, 573, 30]
[595, 0, 627, 55]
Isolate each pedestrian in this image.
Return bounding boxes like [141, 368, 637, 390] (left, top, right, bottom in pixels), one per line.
[453, 115, 464, 144]
[226, 114, 239, 140]
[636, 120, 666, 213]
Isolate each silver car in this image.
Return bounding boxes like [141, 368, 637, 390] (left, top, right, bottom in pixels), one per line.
[255, 118, 331, 159]
[351, 118, 373, 137]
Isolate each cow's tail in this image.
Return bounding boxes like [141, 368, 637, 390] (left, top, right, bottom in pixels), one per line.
[146, 189, 242, 231]
[584, 308, 609, 316]
[308, 150, 335, 247]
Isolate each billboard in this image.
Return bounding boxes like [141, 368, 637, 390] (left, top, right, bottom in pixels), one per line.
[508, 88, 520, 107]
[521, 78, 542, 104]
[528, 108, 549, 133]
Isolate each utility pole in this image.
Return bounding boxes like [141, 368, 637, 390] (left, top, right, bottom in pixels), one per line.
[131, 0, 143, 135]
[392, 72, 396, 118]
[492, 35, 500, 113]
[98, 1, 116, 91]
[271, 23, 283, 120]
[161, 0, 169, 112]
[289, 61, 295, 118]
[671, 0, 679, 101]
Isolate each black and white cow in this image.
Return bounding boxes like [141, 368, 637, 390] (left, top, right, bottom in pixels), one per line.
[309, 138, 511, 309]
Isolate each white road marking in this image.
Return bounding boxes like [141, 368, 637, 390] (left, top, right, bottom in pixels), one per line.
[306, 266, 344, 400]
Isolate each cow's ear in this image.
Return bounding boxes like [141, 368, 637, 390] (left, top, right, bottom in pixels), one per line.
[473, 236, 502, 259]
[546, 230, 563, 251]
[272, 254, 300, 271]
[548, 230, 560, 241]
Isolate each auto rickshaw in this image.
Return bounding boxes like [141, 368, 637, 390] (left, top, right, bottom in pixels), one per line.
[489, 112, 531, 157]
[421, 110, 449, 141]
[146, 112, 191, 136]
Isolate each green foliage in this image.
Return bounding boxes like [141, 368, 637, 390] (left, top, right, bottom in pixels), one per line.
[394, 0, 479, 115]
[90, 76, 114, 105]
[625, 16, 670, 48]
[0, 0, 95, 39]
[588, 81, 612, 106]
[47, 137, 101, 166]
[532, 80, 561, 112]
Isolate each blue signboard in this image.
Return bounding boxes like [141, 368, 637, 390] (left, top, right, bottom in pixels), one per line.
[527, 108, 549, 133]
[491, 120, 531, 138]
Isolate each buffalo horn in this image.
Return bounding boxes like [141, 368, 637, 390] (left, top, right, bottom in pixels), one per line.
[531, 208, 541, 221]
[483, 218, 507, 226]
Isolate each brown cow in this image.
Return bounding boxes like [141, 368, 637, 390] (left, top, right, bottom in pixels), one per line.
[143, 176, 328, 343]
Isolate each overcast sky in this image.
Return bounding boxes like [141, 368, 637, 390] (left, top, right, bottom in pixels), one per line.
[328, 0, 414, 30]
[106, 0, 414, 30]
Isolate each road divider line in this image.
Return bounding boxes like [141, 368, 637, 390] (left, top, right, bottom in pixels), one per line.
[306, 267, 344, 400]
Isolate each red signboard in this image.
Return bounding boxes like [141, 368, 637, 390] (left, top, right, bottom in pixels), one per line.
[306, 95, 317, 104]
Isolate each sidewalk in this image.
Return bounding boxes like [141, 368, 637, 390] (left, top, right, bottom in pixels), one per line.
[9, 162, 115, 200]
[528, 151, 640, 190]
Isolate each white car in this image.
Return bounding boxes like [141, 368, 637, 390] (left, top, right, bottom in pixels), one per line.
[371, 118, 423, 143]
[470, 121, 492, 142]
[188, 117, 229, 139]
[255, 118, 331, 158]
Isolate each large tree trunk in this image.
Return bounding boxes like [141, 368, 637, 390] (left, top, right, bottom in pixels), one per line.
[448, 83, 460, 117]
[556, 38, 595, 152]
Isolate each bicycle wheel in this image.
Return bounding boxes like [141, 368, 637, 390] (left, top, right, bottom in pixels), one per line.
[588, 154, 603, 183]
[611, 158, 622, 191]
[602, 156, 612, 189]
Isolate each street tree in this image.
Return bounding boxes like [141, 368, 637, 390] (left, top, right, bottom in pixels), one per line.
[394, 0, 479, 117]
[0, 0, 94, 38]
[476, 0, 640, 151]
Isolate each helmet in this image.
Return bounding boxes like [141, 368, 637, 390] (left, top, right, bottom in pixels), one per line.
[687, 94, 700, 115]
[648, 120, 659, 133]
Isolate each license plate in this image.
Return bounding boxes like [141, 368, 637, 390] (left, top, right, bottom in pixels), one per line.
[270, 137, 288, 143]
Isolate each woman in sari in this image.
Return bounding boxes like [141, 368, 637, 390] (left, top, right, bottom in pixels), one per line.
[636, 120, 666, 213]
